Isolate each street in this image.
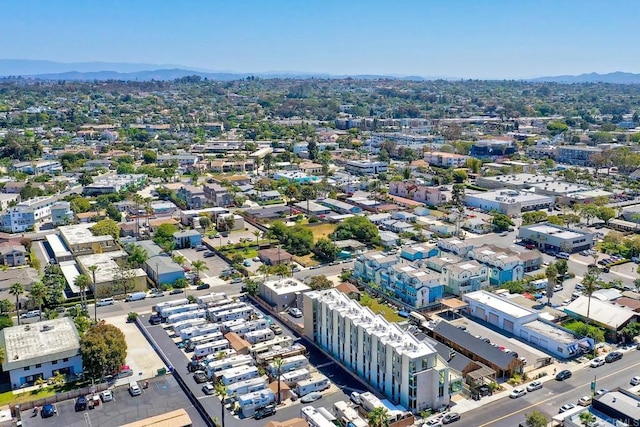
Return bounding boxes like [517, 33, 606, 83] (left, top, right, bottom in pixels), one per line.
[459, 349, 640, 427]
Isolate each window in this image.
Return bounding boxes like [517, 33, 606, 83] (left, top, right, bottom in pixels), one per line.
[35, 364, 41, 368]
[52, 360, 58, 365]
[557, 347, 563, 353]
[24, 366, 30, 371]
[63, 358, 69, 362]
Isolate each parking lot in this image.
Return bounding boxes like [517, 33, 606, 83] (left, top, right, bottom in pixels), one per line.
[174, 247, 230, 279]
[446, 316, 549, 368]
[21, 376, 206, 427]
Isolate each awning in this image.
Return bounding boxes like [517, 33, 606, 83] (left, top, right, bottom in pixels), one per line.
[441, 298, 468, 310]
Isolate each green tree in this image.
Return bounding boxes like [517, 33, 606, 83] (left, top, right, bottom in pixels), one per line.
[555, 259, 568, 278]
[127, 244, 148, 268]
[70, 196, 91, 213]
[0, 299, 13, 315]
[214, 382, 227, 427]
[492, 213, 514, 232]
[308, 275, 333, 290]
[333, 216, 380, 245]
[273, 357, 284, 404]
[313, 238, 339, 262]
[244, 279, 259, 296]
[191, 260, 209, 281]
[90, 218, 120, 239]
[105, 204, 121, 222]
[75, 274, 92, 311]
[525, 410, 548, 427]
[578, 411, 596, 427]
[29, 282, 46, 321]
[452, 169, 468, 183]
[368, 407, 391, 427]
[596, 206, 616, 224]
[545, 263, 558, 305]
[9, 283, 24, 325]
[80, 322, 127, 380]
[142, 150, 157, 164]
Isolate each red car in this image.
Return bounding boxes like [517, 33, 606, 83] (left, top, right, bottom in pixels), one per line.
[525, 244, 535, 250]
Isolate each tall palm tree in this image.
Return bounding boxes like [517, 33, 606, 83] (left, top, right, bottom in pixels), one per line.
[545, 263, 558, 306]
[132, 193, 144, 238]
[273, 357, 284, 404]
[582, 272, 599, 328]
[9, 283, 24, 325]
[253, 230, 262, 248]
[29, 282, 46, 321]
[74, 274, 91, 311]
[190, 260, 209, 293]
[368, 407, 390, 427]
[257, 264, 270, 281]
[172, 255, 187, 269]
[214, 382, 227, 427]
[88, 265, 99, 322]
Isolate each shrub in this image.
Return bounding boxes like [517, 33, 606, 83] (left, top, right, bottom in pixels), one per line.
[127, 312, 138, 322]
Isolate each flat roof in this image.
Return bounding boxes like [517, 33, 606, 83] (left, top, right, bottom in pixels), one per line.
[59, 223, 114, 245]
[522, 320, 578, 344]
[467, 190, 554, 204]
[1, 318, 80, 371]
[524, 224, 585, 239]
[77, 251, 146, 284]
[262, 278, 310, 295]
[45, 234, 72, 258]
[596, 390, 640, 420]
[464, 290, 536, 319]
[59, 260, 82, 293]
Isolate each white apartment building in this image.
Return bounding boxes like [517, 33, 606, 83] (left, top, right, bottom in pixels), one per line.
[303, 289, 459, 413]
[389, 181, 449, 206]
[0, 195, 59, 233]
[440, 260, 489, 295]
[344, 160, 388, 175]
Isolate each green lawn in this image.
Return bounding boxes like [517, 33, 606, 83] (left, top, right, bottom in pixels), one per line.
[0, 387, 54, 406]
[361, 295, 404, 323]
[222, 247, 259, 260]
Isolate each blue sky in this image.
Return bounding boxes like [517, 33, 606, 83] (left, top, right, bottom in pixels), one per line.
[3, 0, 640, 78]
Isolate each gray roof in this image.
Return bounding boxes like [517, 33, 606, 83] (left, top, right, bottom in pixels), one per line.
[146, 255, 183, 275]
[174, 230, 201, 238]
[432, 321, 515, 369]
[131, 240, 163, 257]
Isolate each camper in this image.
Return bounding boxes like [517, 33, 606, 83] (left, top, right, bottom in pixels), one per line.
[193, 339, 231, 358]
[237, 389, 275, 418]
[160, 303, 200, 319]
[281, 368, 312, 386]
[171, 318, 208, 334]
[249, 336, 294, 358]
[210, 307, 254, 323]
[219, 365, 259, 386]
[295, 374, 330, 397]
[228, 319, 269, 336]
[243, 329, 275, 345]
[186, 332, 224, 352]
[206, 354, 254, 378]
[166, 309, 207, 324]
[530, 278, 548, 291]
[408, 311, 428, 326]
[154, 298, 189, 314]
[220, 318, 245, 332]
[125, 291, 146, 302]
[179, 323, 221, 341]
[187, 348, 237, 372]
[255, 344, 307, 366]
[206, 302, 248, 318]
[300, 406, 335, 427]
[196, 292, 228, 307]
[226, 377, 267, 400]
[268, 355, 308, 376]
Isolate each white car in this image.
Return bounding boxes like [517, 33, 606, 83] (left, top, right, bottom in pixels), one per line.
[202, 383, 215, 395]
[631, 376, 640, 386]
[129, 381, 141, 396]
[288, 308, 303, 318]
[100, 390, 113, 402]
[559, 403, 575, 413]
[590, 357, 605, 368]
[509, 388, 527, 399]
[526, 381, 542, 392]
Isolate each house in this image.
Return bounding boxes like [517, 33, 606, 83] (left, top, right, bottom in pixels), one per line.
[423, 152, 468, 168]
[0, 193, 20, 210]
[0, 318, 83, 388]
[258, 248, 293, 266]
[173, 230, 202, 249]
[251, 190, 282, 202]
[0, 244, 26, 266]
[564, 296, 637, 341]
[467, 245, 525, 286]
[389, 181, 449, 206]
[293, 200, 331, 216]
[379, 231, 400, 247]
[298, 162, 323, 175]
[216, 213, 244, 231]
[51, 201, 74, 226]
[437, 238, 475, 257]
[318, 198, 361, 215]
[177, 185, 206, 209]
[440, 260, 488, 295]
[131, 240, 184, 286]
[203, 183, 233, 207]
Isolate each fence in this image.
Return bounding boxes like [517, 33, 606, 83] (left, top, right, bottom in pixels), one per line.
[11, 382, 109, 414]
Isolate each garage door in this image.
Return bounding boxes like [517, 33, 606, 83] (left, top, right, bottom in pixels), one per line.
[488, 313, 499, 326]
[476, 307, 486, 320]
[503, 319, 514, 333]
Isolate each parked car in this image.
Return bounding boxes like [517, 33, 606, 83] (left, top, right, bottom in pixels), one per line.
[577, 395, 592, 406]
[243, 260, 252, 267]
[631, 376, 640, 386]
[350, 391, 361, 405]
[254, 404, 276, 420]
[195, 245, 207, 251]
[170, 289, 184, 295]
[556, 252, 570, 260]
[595, 389, 609, 396]
[300, 391, 323, 403]
[202, 383, 214, 395]
[556, 370, 572, 381]
[559, 403, 576, 413]
[193, 370, 208, 384]
[100, 390, 113, 402]
[96, 298, 115, 307]
[510, 388, 527, 398]
[526, 381, 543, 392]
[149, 314, 162, 325]
[129, 381, 141, 396]
[196, 283, 211, 290]
[203, 251, 216, 258]
[150, 290, 165, 298]
[590, 357, 605, 368]
[20, 310, 40, 319]
[288, 307, 303, 318]
[442, 413, 461, 424]
[75, 396, 87, 412]
[270, 324, 283, 335]
[605, 351, 623, 363]
[41, 404, 56, 418]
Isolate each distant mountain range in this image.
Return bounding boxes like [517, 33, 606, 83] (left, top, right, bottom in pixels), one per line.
[0, 59, 639, 83]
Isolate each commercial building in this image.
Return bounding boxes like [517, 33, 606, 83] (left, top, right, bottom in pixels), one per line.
[83, 174, 146, 195]
[462, 291, 592, 358]
[475, 173, 556, 191]
[0, 318, 82, 388]
[470, 139, 516, 159]
[131, 240, 185, 286]
[76, 251, 147, 296]
[344, 160, 388, 175]
[556, 145, 602, 166]
[259, 278, 311, 312]
[424, 151, 468, 168]
[464, 190, 554, 216]
[564, 296, 637, 341]
[388, 182, 448, 207]
[303, 289, 461, 413]
[58, 223, 118, 255]
[13, 160, 63, 175]
[0, 195, 60, 232]
[518, 223, 594, 254]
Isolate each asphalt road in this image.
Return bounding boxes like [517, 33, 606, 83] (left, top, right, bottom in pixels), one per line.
[458, 349, 640, 427]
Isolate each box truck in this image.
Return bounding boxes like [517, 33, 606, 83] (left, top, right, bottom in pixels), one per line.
[125, 291, 147, 302]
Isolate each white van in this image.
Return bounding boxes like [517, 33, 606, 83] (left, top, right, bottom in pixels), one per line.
[96, 298, 115, 307]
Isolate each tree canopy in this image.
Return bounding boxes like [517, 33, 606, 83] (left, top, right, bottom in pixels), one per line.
[80, 322, 127, 380]
[90, 219, 120, 239]
[333, 216, 380, 245]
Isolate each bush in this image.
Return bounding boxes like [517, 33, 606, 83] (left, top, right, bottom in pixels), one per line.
[127, 312, 138, 322]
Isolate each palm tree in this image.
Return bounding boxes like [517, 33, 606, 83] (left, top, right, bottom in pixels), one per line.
[545, 263, 558, 306]
[368, 406, 391, 427]
[29, 282, 46, 321]
[88, 265, 99, 322]
[127, 244, 148, 268]
[132, 193, 144, 238]
[172, 255, 187, 268]
[74, 274, 91, 311]
[273, 357, 284, 404]
[253, 230, 262, 248]
[257, 264, 270, 281]
[578, 411, 596, 427]
[190, 260, 209, 282]
[582, 272, 599, 328]
[9, 283, 24, 325]
[214, 382, 227, 427]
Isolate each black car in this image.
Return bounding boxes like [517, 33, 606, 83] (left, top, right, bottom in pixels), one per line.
[254, 404, 276, 420]
[555, 370, 572, 381]
[170, 289, 184, 295]
[149, 314, 162, 325]
[605, 351, 623, 363]
[75, 396, 87, 412]
[203, 251, 216, 258]
[196, 283, 211, 290]
[193, 370, 208, 384]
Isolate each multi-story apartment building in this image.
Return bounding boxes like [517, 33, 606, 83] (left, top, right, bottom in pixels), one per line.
[203, 183, 232, 207]
[303, 289, 460, 413]
[555, 145, 602, 166]
[12, 160, 63, 175]
[353, 252, 399, 285]
[389, 181, 449, 206]
[157, 154, 199, 167]
[83, 174, 147, 196]
[344, 160, 388, 175]
[177, 185, 206, 209]
[0, 196, 59, 232]
[51, 201, 74, 226]
[467, 245, 525, 286]
[423, 151, 468, 168]
[440, 260, 488, 295]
